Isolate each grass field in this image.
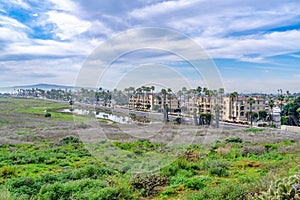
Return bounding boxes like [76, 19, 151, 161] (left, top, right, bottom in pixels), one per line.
[0, 97, 299, 199]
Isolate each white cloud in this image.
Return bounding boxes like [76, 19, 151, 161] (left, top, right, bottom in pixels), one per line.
[46, 11, 91, 40]
[130, 0, 203, 19]
[195, 30, 300, 60]
[0, 27, 27, 41]
[1, 38, 94, 58]
[7, 0, 30, 9]
[0, 15, 28, 29]
[0, 58, 82, 86]
[49, 0, 78, 12]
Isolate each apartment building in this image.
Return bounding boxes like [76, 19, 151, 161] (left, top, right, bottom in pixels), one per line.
[222, 96, 267, 121]
[128, 93, 179, 112]
[129, 93, 267, 123]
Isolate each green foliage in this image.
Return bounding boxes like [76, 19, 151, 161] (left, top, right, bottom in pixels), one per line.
[255, 173, 300, 199]
[130, 173, 169, 196]
[202, 160, 229, 177]
[281, 116, 289, 125]
[225, 137, 243, 143]
[36, 179, 108, 200]
[281, 97, 300, 126]
[6, 177, 42, 197]
[0, 166, 16, 179]
[187, 181, 246, 200]
[58, 136, 82, 145]
[198, 113, 213, 125]
[244, 128, 264, 133]
[169, 169, 194, 188]
[263, 143, 279, 151]
[241, 145, 267, 156]
[184, 176, 209, 190]
[258, 110, 268, 121]
[6, 164, 115, 198]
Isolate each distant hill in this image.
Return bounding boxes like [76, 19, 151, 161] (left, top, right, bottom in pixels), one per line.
[12, 83, 75, 89]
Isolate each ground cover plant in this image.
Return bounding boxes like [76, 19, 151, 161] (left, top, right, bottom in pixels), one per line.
[0, 97, 300, 199]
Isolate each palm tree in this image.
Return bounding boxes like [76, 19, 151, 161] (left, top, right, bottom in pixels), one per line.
[150, 86, 155, 110]
[150, 86, 155, 96]
[167, 88, 172, 113]
[161, 89, 168, 122]
[213, 104, 222, 128]
[268, 99, 274, 125]
[277, 94, 284, 111]
[247, 97, 255, 126]
[196, 86, 202, 96]
[229, 92, 238, 120]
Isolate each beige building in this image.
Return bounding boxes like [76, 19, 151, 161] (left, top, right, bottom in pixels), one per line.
[182, 95, 267, 123]
[128, 93, 179, 112]
[222, 96, 266, 122]
[129, 93, 267, 123]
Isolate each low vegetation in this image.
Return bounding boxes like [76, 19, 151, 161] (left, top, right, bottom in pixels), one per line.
[0, 98, 300, 199]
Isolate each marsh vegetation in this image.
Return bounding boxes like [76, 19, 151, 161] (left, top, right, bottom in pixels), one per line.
[0, 98, 299, 199]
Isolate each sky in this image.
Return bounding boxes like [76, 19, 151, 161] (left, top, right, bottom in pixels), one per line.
[0, 0, 300, 93]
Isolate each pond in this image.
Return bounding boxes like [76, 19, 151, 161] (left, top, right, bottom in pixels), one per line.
[60, 108, 134, 124]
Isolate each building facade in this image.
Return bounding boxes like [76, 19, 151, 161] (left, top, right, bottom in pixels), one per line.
[129, 93, 268, 123]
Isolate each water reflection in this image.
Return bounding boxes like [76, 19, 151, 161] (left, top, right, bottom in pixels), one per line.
[61, 108, 132, 124]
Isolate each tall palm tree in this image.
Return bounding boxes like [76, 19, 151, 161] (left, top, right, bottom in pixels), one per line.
[229, 92, 238, 120]
[213, 104, 222, 128]
[196, 86, 202, 96]
[277, 94, 284, 111]
[247, 97, 255, 126]
[268, 99, 274, 125]
[167, 88, 172, 113]
[161, 89, 168, 122]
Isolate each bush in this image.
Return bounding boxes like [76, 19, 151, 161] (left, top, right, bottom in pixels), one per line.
[187, 181, 246, 200]
[36, 179, 108, 200]
[209, 166, 229, 177]
[241, 145, 266, 156]
[6, 177, 42, 197]
[58, 136, 82, 145]
[184, 176, 208, 190]
[169, 170, 193, 188]
[225, 137, 243, 143]
[72, 164, 114, 180]
[202, 160, 229, 177]
[44, 113, 51, 117]
[130, 173, 169, 196]
[244, 128, 264, 133]
[0, 166, 16, 179]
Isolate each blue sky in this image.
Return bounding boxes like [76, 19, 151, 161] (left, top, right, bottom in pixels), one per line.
[0, 0, 300, 93]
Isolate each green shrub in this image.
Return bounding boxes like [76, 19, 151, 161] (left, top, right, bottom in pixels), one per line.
[161, 158, 193, 177]
[241, 145, 266, 156]
[187, 181, 246, 200]
[58, 136, 82, 145]
[202, 160, 229, 177]
[6, 177, 42, 197]
[244, 128, 264, 133]
[72, 164, 114, 180]
[170, 170, 193, 188]
[225, 137, 243, 143]
[263, 143, 278, 151]
[0, 166, 16, 179]
[209, 166, 229, 177]
[184, 176, 208, 190]
[36, 179, 108, 200]
[130, 173, 169, 196]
